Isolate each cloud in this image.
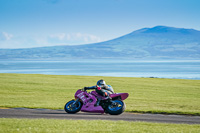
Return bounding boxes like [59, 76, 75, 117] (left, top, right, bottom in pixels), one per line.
[0, 32, 101, 48]
[0, 32, 13, 41]
[69, 33, 101, 42]
[49, 32, 101, 45]
[50, 33, 66, 40]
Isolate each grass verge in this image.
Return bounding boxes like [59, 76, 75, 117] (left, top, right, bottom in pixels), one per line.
[0, 118, 200, 133]
[0, 73, 200, 115]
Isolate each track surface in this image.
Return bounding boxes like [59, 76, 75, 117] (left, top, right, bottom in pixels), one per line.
[0, 108, 200, 124]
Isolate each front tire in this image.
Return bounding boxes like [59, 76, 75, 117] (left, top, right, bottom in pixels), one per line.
[106, 99, 125, 115]
[64, 100, 82, 114]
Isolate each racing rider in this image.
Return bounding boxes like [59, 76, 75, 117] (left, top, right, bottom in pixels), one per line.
[83, 79, 114, 106]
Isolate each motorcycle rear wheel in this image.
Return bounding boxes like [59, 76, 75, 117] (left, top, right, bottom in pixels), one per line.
[64, 100, 82, 114]
[106, 99, 125, 115]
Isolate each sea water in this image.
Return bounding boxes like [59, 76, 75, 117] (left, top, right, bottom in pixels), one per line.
[0, 59, 200, 79]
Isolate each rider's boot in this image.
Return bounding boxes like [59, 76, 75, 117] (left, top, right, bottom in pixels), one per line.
[105, 95, 112, 101]
[104, 92, 112, 102]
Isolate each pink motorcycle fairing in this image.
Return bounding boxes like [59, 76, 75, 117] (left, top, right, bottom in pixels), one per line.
[74, 89, 129, 113]
[110, 93, 129, 100]
[75, 90, 104, 113]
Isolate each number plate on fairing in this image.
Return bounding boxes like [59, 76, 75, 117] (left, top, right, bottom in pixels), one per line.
[77, 92, 87, 103]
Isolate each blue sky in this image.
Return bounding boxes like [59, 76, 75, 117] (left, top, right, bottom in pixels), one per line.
[0, 0, 200, 48]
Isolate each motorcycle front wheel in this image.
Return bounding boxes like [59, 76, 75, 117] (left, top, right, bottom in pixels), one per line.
[64, 100, 82, 114]
[106, 99, 125, 115]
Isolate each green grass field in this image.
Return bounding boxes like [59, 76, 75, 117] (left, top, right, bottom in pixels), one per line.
[0, 73, 200, 132]
[0, 118, 200, 133]
[0, 73, 200, 115]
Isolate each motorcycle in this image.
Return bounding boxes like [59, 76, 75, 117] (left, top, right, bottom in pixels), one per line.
[64, 88, 129, 115]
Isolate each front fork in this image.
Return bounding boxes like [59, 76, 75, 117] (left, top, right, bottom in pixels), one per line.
[72, 98, 80, 105]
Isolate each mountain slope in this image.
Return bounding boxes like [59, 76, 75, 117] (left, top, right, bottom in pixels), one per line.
[0, 26, 200, 60]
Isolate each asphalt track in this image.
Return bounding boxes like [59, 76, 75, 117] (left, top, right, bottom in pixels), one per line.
[0, 108, 200, 124]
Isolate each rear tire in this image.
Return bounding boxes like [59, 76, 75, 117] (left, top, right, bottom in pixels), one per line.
[106, 99, 125, 115]
[64, 100, 82, 114]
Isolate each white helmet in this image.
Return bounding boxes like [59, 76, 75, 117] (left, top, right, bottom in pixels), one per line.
[97, 79, 106, 86]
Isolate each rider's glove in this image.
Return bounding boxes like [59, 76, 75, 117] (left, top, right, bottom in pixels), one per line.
[84, 87, 87, 91]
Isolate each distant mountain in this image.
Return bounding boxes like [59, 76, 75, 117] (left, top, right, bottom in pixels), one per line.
[0, 26, 200, 60]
